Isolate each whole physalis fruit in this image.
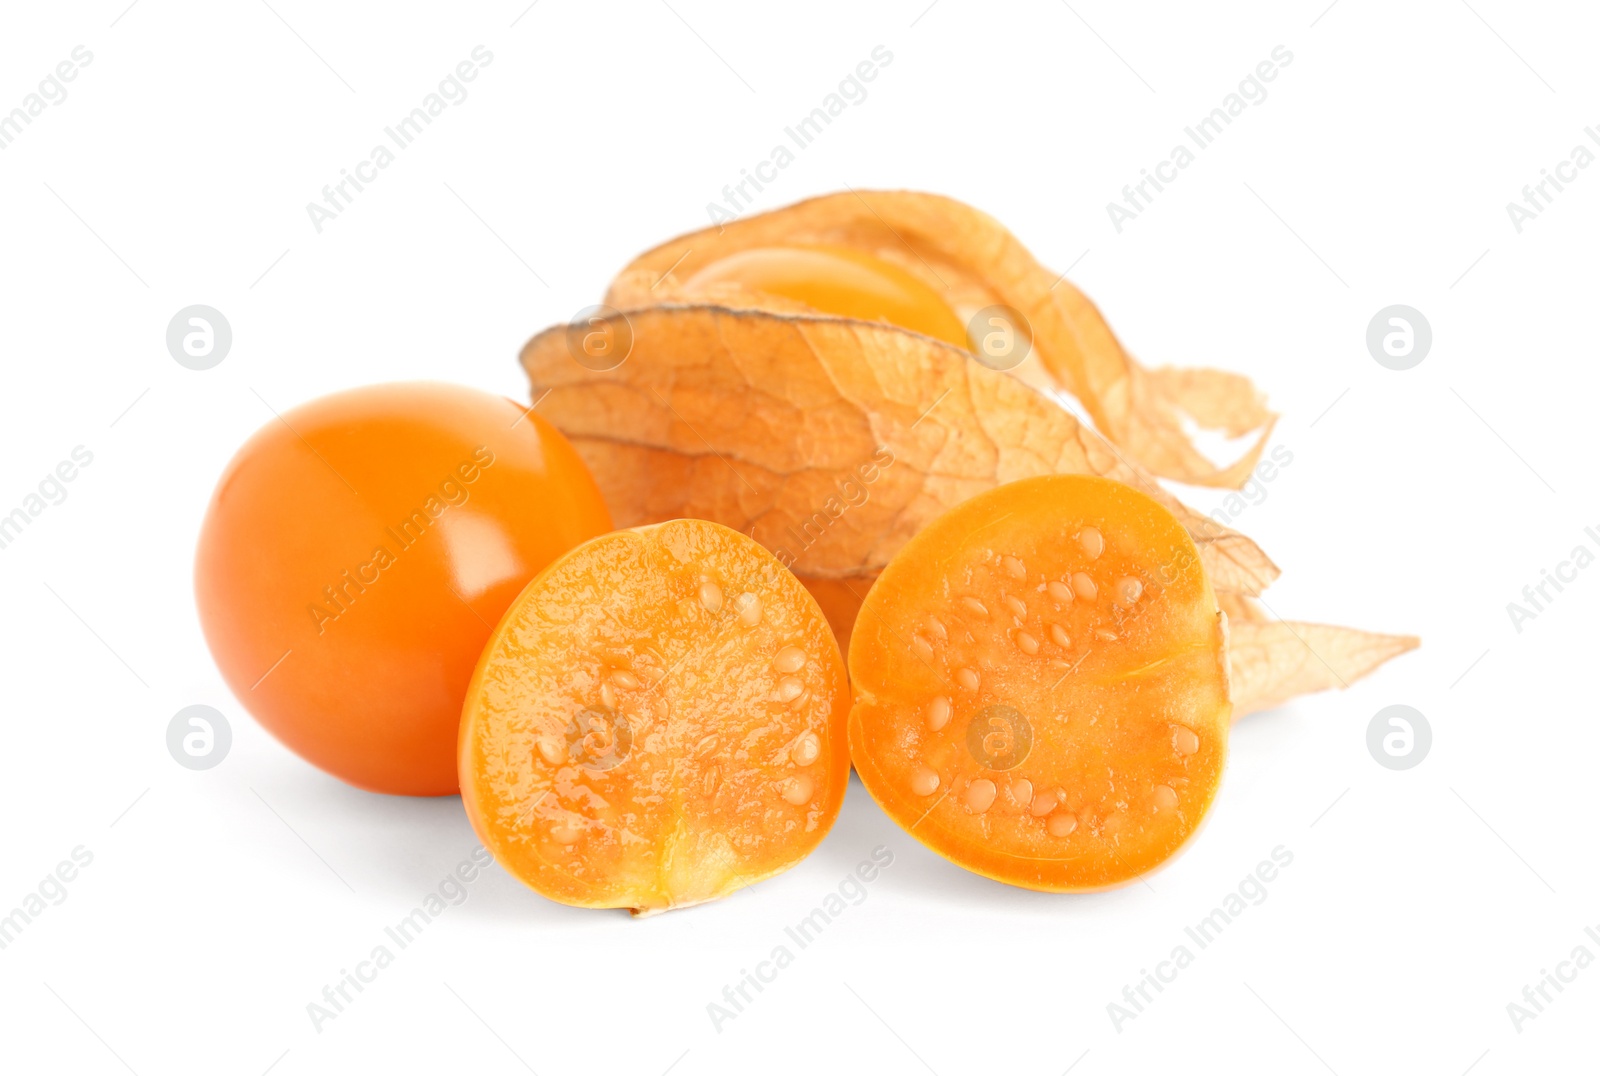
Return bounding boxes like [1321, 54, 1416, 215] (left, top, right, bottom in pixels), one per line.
[195, 382, 611, 796]
[848, 475, 1232, 891]
[459, 518, 850, 913]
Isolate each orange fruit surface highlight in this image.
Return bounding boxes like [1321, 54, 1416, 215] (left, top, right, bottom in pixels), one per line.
[459, 519, 850, 914]
[682, 243, 970, 349]
[848, 475, 1232, 891]
[195, 382, 611, 796]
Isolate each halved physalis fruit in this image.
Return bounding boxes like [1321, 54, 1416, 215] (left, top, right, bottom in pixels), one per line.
[848, 474, 1231, 891]
[459, 518, 850, 914]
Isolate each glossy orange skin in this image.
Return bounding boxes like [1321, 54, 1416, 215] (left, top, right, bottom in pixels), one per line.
[683, 244, 971, 349]
[195, 382, 611, 795]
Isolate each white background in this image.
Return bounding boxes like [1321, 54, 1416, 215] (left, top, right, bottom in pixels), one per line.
[1, 1, 1595, 1073]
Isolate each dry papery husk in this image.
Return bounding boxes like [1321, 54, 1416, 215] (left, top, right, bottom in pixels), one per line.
[1218, 595, 1418, 719]
[520, 304, 1414, 717]
[606, 189, 1278, 490]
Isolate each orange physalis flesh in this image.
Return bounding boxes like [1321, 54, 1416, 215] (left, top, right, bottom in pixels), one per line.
[459, 518, 850, 913]
[848, 475, 1232, 891]
[682, 243, 970, 349]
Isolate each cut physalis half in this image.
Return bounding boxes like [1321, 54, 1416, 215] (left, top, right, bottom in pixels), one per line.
[459, 518, 849, 914]
[849, 474, 1231, 891]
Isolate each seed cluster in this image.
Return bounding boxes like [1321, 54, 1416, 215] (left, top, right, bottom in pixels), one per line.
[902, 526, 1199, 841]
